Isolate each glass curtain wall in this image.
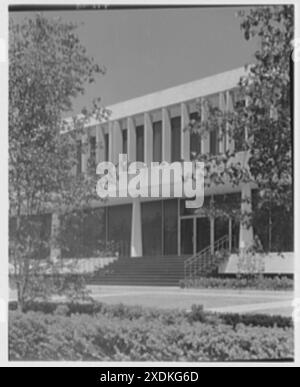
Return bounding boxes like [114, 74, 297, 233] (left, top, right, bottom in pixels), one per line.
[142, 199, 179, 256]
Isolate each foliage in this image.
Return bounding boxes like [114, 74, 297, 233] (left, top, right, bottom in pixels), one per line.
[9, 300, 187, 322]
[188, 5, 294, 234]
[237, 236, 266, 276]
[179, 275, 293, 291]
[237, 6, 293, 211]
[9, 13, 106, 310]
[9, 310, 293, 361]
[58, 209, 121, 258]
[9, 300, 293, 329]
[218, 313, 293, 329]
[10, 268, 92, 309]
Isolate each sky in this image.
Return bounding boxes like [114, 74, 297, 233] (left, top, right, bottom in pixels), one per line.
[11, 6, 258, 115]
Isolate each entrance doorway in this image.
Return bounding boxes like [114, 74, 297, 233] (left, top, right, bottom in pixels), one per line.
[180, 216, 211, 256]
[180, 218, 194, 255]
[197, 217, 211, 252]
[180, 216, 235, 256]
[215, 217, 229, 242]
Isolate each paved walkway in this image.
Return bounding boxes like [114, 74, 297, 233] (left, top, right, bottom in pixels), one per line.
[87, 286, 294, 316]
[9, 286, 294, 316]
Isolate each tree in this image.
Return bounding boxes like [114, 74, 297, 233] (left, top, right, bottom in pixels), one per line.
[9, 13, 107, 310]
[189, 5, 293, 252]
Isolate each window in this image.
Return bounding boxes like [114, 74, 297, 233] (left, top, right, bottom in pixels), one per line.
[197, 217, 211, 252]
[142, 201, 162, 256]
[205, 94, 220, 156]
[153, 121, 162, 162]
[189, 112, 201, 158]
[108, 204, 132, 257]
[89, 136, 96, 170]
[214, 217, 229, 242]
[232, 92, 247, 152]
[210, 129, 218, 155]
[163, 199, 178, 255]
[136, 125, 144, 162]
[122, 129, 128, 155]
[61, 208, 107, 258]
[104, 133, 109, 162]
[181, 218, 194, 255]
[171, 116, 181, 162]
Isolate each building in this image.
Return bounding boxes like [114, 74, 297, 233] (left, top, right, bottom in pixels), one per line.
[68, 66, 293, 262]
[62, 66, 269, 262]
[12, 67, 293, 280]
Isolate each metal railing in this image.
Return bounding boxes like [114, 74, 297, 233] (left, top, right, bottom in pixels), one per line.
[184, 235, 230, 280]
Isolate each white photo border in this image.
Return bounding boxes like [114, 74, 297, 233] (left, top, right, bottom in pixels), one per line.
[1, 0, 299, 367]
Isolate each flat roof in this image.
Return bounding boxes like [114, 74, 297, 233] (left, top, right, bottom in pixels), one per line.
[107, 66, 246, 121]
[65, 66, 247, 128]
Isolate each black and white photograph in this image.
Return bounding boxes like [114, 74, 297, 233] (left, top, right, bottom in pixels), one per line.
[0, 0, 299, 367]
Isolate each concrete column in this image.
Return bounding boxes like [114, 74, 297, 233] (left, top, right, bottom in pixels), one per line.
[50, 213, 61, 262]
[131, 199, 143, 257]
[81, 132, 88, 174]
[181, 102, 190, 161]
[113, 121, 123, 165]
[219, 92, 226, 154]
[162, 107, 171, 162]
[239, 184, 254, 251]
[144, 112, 153, 165]
[201, 99, 210, 154]
[127, 117, 136, 162]
[226, 91, 235, 153]
[96, 124, 105, 163]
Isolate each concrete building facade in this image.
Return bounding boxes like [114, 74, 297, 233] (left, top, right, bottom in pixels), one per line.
[71, 67, 258, 260]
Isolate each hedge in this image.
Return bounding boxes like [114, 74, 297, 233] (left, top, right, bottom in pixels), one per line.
[218, 312, 293, 329]
[9, 301, 293, 328]
[9, 311, 294, 361]
[180, 276, 293, 291]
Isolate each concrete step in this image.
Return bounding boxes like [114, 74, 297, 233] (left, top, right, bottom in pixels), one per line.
[89, 281, 181, 286]
[90, 256, 187, 286]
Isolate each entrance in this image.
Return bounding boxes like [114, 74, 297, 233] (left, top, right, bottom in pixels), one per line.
[180, 216, 211, 256]
[197, 217, 211, 252]
[180, 216, 234, 256]
[180, 218, 194, 255]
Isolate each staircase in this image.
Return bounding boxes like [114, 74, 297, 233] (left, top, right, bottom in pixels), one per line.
[184, 235, 230, 280]
[89, 255, 187, 286]
[89, 236, 231, 286]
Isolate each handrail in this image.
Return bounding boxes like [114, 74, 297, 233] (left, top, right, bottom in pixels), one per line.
[185, 235, 229, 267]
[184, 235, 230, 280]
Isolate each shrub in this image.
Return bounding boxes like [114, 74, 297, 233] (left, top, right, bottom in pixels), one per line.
[9, 300, 293, 329]
[217, 313, 293, 329]
[188, 305, 207, 323]
[9, 311, 294, 361]
[179, 276, 293, 291]
[54, 304, 70, 316]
